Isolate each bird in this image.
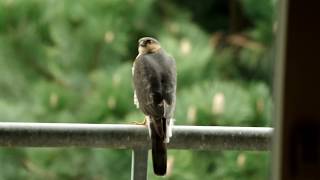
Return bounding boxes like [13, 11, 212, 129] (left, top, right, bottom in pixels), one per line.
[132, 37, 177, 176]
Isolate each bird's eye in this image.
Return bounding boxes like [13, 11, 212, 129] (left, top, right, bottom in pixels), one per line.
[146, 40, 151, 43]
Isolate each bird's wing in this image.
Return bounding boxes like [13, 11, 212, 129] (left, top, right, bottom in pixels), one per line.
[161, 55, 177, 119]
[133, 53, 164, 118]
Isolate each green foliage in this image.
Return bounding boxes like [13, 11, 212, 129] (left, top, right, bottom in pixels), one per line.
[242, 0, 275, 45]
[0, 0, 274, 179]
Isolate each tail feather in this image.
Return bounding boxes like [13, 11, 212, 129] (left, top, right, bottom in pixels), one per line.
[150, 121, 167, 176]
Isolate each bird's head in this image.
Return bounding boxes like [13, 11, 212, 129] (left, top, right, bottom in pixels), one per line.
[138, 37, 161, 54]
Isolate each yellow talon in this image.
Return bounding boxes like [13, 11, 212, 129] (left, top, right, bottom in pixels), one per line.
[132, 117, 147, 125]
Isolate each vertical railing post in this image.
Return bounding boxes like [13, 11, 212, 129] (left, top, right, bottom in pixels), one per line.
[131, 148, 148, 180]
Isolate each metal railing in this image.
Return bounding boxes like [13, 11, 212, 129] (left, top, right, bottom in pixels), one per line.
[0, 123, 273, 180]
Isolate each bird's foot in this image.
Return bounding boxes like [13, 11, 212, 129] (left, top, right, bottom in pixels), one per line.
[131, 117, 147, 126]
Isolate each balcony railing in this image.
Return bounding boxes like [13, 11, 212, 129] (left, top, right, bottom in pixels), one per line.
[0, 122, 273, 180]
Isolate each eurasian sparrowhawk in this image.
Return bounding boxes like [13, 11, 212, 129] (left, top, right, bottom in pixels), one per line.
[132, 37, 177, 176]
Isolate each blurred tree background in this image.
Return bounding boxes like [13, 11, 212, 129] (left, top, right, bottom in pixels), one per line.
[0, 0, 275, 179]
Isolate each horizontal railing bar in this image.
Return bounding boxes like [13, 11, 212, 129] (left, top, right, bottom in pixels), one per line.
[0, 123, 272, 150]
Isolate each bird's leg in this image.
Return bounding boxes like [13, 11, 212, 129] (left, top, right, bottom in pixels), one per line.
[132, 116, 147, 125]
[131, 116, 151, 137]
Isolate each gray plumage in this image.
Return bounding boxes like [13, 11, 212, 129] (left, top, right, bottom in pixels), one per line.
[132, 37, 176, 176]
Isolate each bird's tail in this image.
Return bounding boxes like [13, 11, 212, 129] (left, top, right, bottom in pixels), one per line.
[150, 118, 167, 176]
